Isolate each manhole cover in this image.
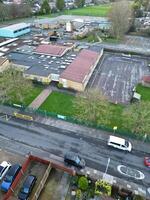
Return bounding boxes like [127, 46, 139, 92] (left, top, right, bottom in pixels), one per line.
[117, 165, 145, 180]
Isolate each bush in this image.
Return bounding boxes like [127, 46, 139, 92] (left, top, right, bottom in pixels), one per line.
[57, 83, 63, 89]
[95, 180, 111, 196]
[133, 195, 145, 200]
[76, 189, 82, 200]
[78, 176, 89, 191]
[71, 176, 79, 186]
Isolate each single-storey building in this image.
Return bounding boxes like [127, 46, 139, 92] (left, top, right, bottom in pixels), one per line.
[59, 49, 103, 91]
[0, 23, 30, 38]
[34, 44, 73, 57]
[34, 19, 60, 29]
[0, 57, 9, 72]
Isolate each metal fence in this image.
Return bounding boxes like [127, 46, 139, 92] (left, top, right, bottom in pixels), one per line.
[28, 107, 149, 141]
[2, 102, 150, 143]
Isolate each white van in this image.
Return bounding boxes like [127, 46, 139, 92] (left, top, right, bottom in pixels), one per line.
[107, 135, 132, 152]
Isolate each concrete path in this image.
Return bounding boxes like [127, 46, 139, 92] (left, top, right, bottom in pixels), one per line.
[28, 86, 52, 109]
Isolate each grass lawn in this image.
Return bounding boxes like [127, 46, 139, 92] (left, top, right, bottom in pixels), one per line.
[40, 91, 124, 129]
[63, 5, 111, 17]
[136, 84, 150, 101]
[9, 84, 44, 107]
[102, 37, 121, 44]
[38, 4, 111, 18]
[109, 103, 124, 129]
[39, 91, 76, 117]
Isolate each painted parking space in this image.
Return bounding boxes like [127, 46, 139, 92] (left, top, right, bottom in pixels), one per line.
[88, 52, 150, 104]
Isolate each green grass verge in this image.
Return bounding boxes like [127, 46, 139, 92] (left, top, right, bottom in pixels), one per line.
[9, 84, 44, 107]
[38, 4, 111, 18]
[136, 83, 150, 101]
[39, 91, 76, 117]
[109, 103, 124, 129]
[39, 91, 124, 129]
[102, 37, 121, 44]
[63, 5, 111, 17]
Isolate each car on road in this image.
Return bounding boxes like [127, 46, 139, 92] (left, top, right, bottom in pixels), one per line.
[107, 135, 132, 152]
[18, 175, 37, 200]
[64, 152, 85, 169]
[144, 157, 150, 167]
[1, 164, 21, 192]
[0, 161, 11, 180]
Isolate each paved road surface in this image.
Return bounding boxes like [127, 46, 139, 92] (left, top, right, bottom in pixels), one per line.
[0, 117, 149, 189]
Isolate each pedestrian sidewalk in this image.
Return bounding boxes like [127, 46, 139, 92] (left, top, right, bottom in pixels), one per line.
[37, 116, 150, 154]
[28, 86, 52, 109]
[0, 104, 150, 154]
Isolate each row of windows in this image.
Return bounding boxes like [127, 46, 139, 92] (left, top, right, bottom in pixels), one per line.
[13, 26, 30, 34]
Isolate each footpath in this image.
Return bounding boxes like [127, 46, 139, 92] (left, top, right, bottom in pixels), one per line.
[0, 105, 149, 154]
[0, 104, 150, 198]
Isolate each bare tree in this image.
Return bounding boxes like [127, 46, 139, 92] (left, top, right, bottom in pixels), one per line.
[0, 3, 9, 21]
[123, 102, 150, 136]
[73, 89, 111, 126]
[0, 66, 33, 104]
[108, 0, 133, 39]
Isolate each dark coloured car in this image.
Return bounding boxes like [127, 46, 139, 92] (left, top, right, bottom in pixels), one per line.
[1, 164, 21, 192]
[64, 152, 85, 169]
[18, 175, 37, 200]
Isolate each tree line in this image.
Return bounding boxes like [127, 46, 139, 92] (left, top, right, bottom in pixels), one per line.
[0, 0, 86, 21]
[0, 2, 31, 22]
[73, 89, 150, 137]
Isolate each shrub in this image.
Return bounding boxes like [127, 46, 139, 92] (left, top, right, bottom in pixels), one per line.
[71, 176, 79, 186]
[133, 195, 145, 200]
[78, 176, 89, 191]
[95, 180, 111, 196]
[57, 83, 63, 89]
[76, 189, 82, 200]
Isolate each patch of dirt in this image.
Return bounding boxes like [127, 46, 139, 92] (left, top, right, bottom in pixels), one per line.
[39, 169, 64, 200]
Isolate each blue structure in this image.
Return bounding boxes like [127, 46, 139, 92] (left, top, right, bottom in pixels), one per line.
[0, 23, 30, 38]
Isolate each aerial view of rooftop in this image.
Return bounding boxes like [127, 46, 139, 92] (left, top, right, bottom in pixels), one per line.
[0, 0, 150, 200]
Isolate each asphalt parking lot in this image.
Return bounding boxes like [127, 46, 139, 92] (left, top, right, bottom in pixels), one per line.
[88, 52, 150, 104]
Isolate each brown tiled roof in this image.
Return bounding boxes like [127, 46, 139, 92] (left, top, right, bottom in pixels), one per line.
[35, 44, 69, 57]
[142, 75, 150, 83]
[60, 49, 100, 83]
[0, 57, 7, 66]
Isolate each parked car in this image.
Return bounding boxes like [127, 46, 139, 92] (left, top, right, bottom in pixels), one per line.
[18, 175, 37, 200]
[0, 161, 11, 180]
[64, 152, 85, 169]
[1, 164, 21, 192]
[144, 157, 150, 167]
[107, 135, 132, 152]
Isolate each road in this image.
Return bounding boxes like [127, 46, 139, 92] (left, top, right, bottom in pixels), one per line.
[0, 117, 149, 188]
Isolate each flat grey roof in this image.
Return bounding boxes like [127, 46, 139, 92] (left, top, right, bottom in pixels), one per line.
[8, 50, 78, 77]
